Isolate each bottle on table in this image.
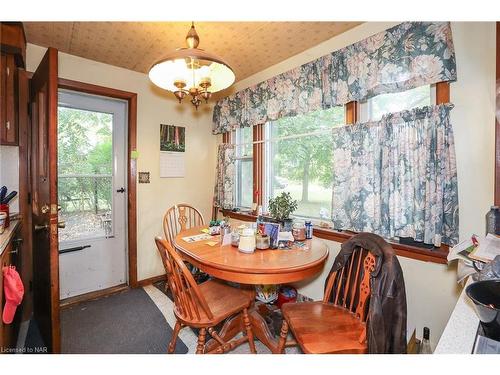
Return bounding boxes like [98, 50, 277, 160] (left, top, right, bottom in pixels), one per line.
[486, 206, 500, 235]
[419, 327, 432, 354]
[305, 221, 313, 239]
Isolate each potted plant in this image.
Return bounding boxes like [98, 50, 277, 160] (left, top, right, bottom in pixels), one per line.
[268, 192, 298, 231]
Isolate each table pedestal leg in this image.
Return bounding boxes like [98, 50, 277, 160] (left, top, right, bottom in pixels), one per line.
[248, 306, 280, 353]
[204, 305, 281, 354]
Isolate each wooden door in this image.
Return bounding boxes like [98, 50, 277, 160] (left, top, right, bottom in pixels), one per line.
[30, 47, 60, 353]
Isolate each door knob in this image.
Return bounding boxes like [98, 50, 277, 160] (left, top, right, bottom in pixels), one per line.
[116, 187, 125, 193]
[41, 204, 50, 214]
[10, 238, 22, 254]
[58, 221, 66, 229]
[34, 223, 49, 231]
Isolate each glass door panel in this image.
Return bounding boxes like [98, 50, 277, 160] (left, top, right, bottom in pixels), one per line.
[57, 106, 113, 242]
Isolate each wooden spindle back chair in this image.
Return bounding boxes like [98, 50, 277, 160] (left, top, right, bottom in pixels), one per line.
[155, 237, 256, 354]
[155, 237, 212, 323]
[277, 247, 376, 354]
[163, 204, 205, 246]
[324, 248, 376, 323]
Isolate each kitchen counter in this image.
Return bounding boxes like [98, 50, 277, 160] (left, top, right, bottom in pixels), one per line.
[0, 219, 20, 256]
[435, 277, 479, 354]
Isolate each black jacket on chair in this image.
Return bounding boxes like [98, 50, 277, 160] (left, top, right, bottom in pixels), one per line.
[326, 233, 407, 354]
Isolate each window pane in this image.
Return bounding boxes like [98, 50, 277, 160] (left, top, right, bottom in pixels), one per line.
[236, 126, 253, 157]
[268, 106, 344, 219]
[57, 106, 113, 242]
[239, 160, 253, 208]
[272, 106, 344, 137]
[235, 127, 253, 208]
[367, 85, 431, 121]
[58, 176, 113, 241]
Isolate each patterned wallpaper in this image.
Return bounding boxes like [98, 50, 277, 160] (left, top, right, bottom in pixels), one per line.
[23, 21, 362, 82]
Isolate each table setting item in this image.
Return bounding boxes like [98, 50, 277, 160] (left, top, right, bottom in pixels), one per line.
[238, 228, 256, 254]
[292, 223, 306, 241]
[256, 234, 270, 250]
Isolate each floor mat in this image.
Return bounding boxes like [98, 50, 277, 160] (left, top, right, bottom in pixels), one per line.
[23, 319, 47, 354]
[60, 287, 188, 354]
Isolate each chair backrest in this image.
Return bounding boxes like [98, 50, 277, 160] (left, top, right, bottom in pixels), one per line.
[323, 247, 376, 322]
[155, 237, 213, 322]
[163, 204, 205, 245]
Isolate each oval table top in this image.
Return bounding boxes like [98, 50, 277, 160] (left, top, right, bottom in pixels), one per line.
[173, 226, 329, 285]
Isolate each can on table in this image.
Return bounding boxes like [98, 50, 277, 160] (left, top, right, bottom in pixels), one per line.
[305, 221, 313, 239]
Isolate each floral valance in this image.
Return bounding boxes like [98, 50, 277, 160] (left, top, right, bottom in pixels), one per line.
[212, 22, 457, 134]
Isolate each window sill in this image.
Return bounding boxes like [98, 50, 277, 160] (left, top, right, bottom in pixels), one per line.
[220, 209, 449, 265]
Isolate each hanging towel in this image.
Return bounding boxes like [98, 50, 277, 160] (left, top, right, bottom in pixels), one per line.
[2, 265, 24, 324]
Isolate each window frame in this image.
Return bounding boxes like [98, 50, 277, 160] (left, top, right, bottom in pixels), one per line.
[358, 85, 436, 123]
[496, 22, 500, 206]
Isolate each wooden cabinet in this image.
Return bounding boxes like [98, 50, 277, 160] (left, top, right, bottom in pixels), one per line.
[0, 52, 18, 145]
[0, 22, 26, 146]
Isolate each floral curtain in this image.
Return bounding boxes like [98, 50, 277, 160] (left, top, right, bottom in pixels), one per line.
[214, 144, 235, 209]
[212, 22, 457, 135]
[320, 22, 456, 107]
[331, 104, 459, 247]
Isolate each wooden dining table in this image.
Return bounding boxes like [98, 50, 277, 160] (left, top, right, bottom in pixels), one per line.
[174, 226, 329, 353]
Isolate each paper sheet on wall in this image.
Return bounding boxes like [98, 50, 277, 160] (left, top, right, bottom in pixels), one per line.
[160, 151, 185, 178]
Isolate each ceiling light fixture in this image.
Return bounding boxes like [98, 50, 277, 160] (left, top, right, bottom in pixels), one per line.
[148, 22, 235, 110]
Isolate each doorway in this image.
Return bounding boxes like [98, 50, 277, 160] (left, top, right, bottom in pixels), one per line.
[57, 90, 128, 299]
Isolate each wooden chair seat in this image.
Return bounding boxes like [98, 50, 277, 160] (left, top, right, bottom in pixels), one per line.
[175, 279, 254, 327]
[281, 301, 367, 354]
[155, 237, 256, 354]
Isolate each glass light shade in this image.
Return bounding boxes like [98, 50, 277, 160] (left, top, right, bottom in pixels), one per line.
[149, 48, 235, 94]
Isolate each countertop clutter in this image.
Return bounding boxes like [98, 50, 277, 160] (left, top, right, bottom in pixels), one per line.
[0, 219, 20, 256]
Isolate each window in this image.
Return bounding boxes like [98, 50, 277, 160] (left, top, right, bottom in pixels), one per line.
[58, 106, 113, 241]
[234, 126, 253, 209]
[359, 85, 434, 122]
[265, 107, 344, 220]
[227, 82, 451, 261]
[231, 85, 436, 222]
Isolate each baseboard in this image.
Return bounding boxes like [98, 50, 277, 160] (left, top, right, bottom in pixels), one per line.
[136, 274, 166, 287]
[60, 284, 129, 309]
